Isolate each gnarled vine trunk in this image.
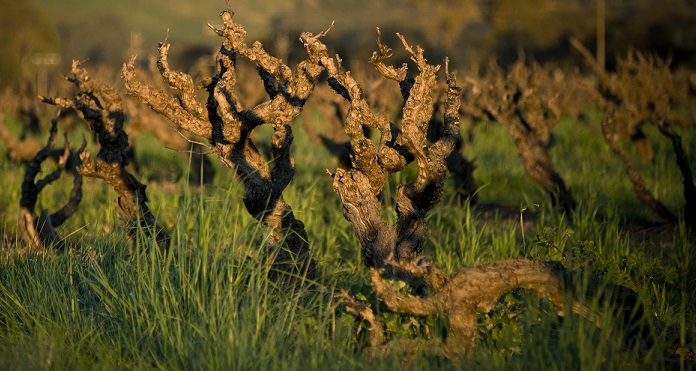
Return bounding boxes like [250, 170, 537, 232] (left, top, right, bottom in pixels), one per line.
[572, 39, 696, 230]
[42, 62, 170, 252]
[18, 116, 84, 251]
[461, 58, 576, 215]
[122, 11, 334, 276]
[306, 30, 462, 267]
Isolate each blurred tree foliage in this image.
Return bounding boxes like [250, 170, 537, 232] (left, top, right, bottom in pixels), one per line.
[6, 0, 696, 82]
[278, 0, 696, 69]
[606, 1, 696, 66]
[423, 0, 696, 68]
[482, 0, 597, 65]
[0, 0, 60, 89]
[52, 13, 130, 71]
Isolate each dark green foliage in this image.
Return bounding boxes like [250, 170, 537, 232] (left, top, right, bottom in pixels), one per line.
[528, 226, 679, 291]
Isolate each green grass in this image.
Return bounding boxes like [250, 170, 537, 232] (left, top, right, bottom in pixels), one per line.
[29, 0, 298, 44]
[0, 110, 695, 369]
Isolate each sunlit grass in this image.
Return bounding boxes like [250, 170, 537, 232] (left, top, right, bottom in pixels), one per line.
[0, 112, 694, 369]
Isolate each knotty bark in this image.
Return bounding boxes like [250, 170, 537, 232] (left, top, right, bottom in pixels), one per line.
[343, 257, 646, 362]
[42, 61, 170, 252]
[316, 30, 461, 267]
[123, 93, 216, 184]
[122, 54, 218, 183]
[122, 11, 332, 276]
[18, 115, 84, 251]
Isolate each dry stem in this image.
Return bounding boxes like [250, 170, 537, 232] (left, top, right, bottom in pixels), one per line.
[317, 31, 462, 267]
[42, 61, 170, 252]
[358, 258, 646, 362]
[461, 58, 576, 214]
[18, 115, 84, 250]
[122, 11, 334, 275]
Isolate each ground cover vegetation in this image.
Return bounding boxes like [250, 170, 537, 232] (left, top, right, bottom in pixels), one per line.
[1, 4, 695, 370]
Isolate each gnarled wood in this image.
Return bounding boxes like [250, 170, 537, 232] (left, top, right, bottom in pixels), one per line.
[656, 120, 696, 229]
[344, 257, 646, 362]
[427, 84, 477, 203]
[42, 62, 170, 252]
[122, 11, 334, 276]
[316, 31, 461, 267]
[18, 115, 84, 251]
[462, 58, 576, 214]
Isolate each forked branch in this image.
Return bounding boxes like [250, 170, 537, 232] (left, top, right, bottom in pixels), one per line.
[123, 11, 333, 275]
[42, 61, 170, 252]
[573, 39, 694, 227]
[18, 114, 85, 251]
[359, 258, 647, 362]
[316, 31, 460, 267]
[461, 58, 576, 214]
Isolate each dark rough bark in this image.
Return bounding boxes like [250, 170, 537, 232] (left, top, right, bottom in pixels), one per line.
[462, 59, 576, 215]
[18, 116, 84, 251]
[314, 30, 461, 267]
[41, 61, 170, 252]
[325, 35, 646, 364]
[122, 11, 332, 276]
[342, 257, 647, 362]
